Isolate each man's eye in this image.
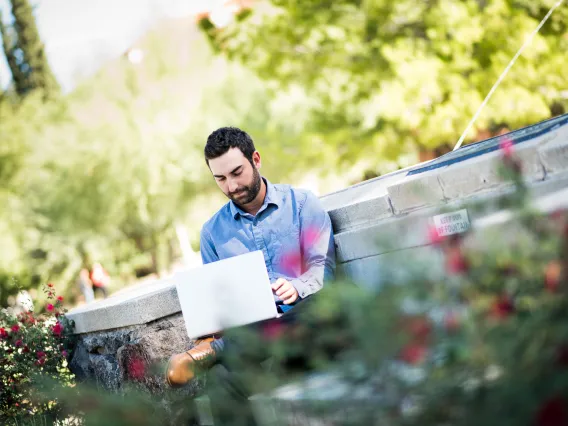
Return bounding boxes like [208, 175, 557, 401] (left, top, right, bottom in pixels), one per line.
[233, 172, 241, 177]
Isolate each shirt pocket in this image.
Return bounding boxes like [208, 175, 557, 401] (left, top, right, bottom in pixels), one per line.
[270, 222, 301, 274]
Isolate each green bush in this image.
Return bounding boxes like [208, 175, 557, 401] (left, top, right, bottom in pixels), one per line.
[0, 283, 75, 422]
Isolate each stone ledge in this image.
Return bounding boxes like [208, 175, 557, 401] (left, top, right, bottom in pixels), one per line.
[67, 278, 180, 334]
[387, 128, 559, 214]
[335, 174, 568, 263]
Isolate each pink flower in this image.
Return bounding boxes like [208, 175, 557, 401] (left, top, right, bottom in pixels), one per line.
[46, 304, 54, 312]
[15, 339, 23, 347]
[490, 296, 515, 320]
[57, 296, 64, 302]
[52, 322, 63, 337]
[280, 251, 302, 275]
[400, 343, 428, 365]
[301, 227, 320, 249]
[10, 324, 20, 333]
[128, 357, 146, 381]
[61, 350, 68, 358]
[36, 351, 46, 359]
[446, 247, 469, 274]
[499, 138, 514, 157]
[428, 225, 444, 245]
[0, 328, 7, 339]
[545, 261, 562, 293]
[262, 321, 285, 341]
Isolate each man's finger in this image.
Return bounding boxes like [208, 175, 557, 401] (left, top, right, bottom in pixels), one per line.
[283, 292, 298, 305]
[280, 287, 295, 298]
[271, 278, 286, 291]
[276, 284, 290, 296]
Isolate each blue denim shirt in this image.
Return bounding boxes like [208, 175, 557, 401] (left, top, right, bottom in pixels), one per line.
[200, 178, 336, 312]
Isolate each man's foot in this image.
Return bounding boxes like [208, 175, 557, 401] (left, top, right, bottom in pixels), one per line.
[166, 337, 217, 387]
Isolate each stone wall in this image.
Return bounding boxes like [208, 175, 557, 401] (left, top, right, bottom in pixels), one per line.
[66, 114, 568, 404]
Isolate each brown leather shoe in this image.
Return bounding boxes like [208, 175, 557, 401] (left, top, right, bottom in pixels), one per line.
[166, 337, 217, 387]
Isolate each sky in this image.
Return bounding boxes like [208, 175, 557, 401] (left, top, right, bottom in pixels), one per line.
[0, 0, 220, 92]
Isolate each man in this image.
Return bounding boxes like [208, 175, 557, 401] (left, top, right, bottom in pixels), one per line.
[166, 127, 336, 424]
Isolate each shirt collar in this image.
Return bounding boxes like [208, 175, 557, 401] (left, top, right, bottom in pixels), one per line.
[230, 177, 281, 219]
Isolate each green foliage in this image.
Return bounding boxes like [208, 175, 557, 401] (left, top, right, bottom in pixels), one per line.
[2, 0, 60, 98]
[202, 0, 568, 158]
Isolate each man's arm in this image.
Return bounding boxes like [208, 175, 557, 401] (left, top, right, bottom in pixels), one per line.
[289, 191, 336, 299]
[200, 226, 219, 265]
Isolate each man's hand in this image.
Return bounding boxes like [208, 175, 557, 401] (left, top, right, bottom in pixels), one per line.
[271, 278, 299, 305]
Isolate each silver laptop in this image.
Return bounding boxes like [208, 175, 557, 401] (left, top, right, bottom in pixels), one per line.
[174, 250, 279, 339]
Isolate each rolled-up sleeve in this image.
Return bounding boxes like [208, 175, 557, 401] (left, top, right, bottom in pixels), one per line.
[290, 191, 336, 298]
[200, 226, 219, 265]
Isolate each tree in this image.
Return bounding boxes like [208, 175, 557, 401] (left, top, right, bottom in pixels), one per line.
[199, 0, 568, 163]
[1, 0, 59, 98]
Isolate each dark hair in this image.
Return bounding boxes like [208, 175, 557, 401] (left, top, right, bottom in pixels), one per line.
[204, 127, 256, 165]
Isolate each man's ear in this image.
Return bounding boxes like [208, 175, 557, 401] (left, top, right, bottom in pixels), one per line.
[252, 151, 261, 169]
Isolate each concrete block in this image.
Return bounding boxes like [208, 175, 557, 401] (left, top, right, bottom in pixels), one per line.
[438, 146, 544, 200]
[328, 195, 393, 234]
[320, 170, 406, 212]
[340, 246, 445, 291]
[539, 126, 568, 175]
[334, 213, 433, 263]
[387, 172, 445, 214]
[335, 175, 568, 263]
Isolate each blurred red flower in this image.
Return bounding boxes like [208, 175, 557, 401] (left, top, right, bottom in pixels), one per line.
[261, 321, 285, 341]
[301, 227, 320, 249]
[491, 296, 515, 319]
[128, 357, 146, 381]
[536, 396, 568, 426]
[428, 225, 444, 245]
[10, 325, 20, 333]
[46, 304, 54, 312]
[52, 322, 63, 337]
[280, 251, 302, 275]
[545, 261, 562, 293]
[446, 247, 470, 274]
[499, 138, 514, 157]
[400, 343, 428, 365]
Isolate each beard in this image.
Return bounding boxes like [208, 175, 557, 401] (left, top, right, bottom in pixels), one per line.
[228, 166, 262, 206]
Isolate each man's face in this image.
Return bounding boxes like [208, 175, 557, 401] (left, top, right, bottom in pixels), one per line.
[208, 147, 262, 206]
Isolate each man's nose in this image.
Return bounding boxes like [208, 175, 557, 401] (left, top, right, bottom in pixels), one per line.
[228, 179, 239, 193]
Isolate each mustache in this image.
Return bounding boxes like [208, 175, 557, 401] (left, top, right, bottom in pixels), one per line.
[229, 188, 249, 196]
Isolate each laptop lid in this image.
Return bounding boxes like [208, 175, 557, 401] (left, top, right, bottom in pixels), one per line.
[174, 250, 278, 339]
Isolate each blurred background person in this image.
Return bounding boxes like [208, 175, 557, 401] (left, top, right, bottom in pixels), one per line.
[77, 268, 95, 304]
[90, 263, 110, 299]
